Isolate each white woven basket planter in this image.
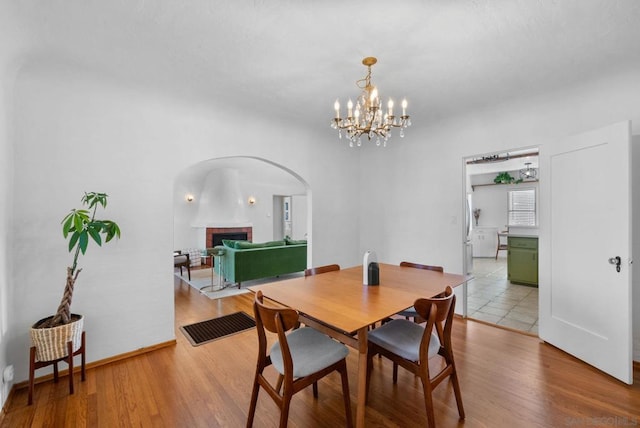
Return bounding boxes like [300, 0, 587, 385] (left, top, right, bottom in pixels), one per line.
[30, 314, 84, 362]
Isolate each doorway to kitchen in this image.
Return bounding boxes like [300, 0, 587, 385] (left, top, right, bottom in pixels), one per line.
[463, 148, 539, 334]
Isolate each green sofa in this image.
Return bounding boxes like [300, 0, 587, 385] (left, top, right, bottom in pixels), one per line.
[211, 239, 307, 287]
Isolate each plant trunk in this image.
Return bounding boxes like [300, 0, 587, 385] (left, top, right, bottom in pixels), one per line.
[40, 267, 82, 328]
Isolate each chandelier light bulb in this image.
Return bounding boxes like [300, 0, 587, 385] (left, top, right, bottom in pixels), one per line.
[387, 99, 394, 116]
[370, 87, 378, 105]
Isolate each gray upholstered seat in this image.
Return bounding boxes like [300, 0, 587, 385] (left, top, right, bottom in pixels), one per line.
[270, 327, 349, 378]
[368, 319, 440, 362]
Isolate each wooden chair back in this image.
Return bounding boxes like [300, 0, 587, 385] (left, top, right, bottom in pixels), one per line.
[254, 290, 299, 334]
[304, 264, 340, 277]
[413, 286, 455, 352]
[496, 229, 509, 259]
[367, 285, 463, 427]
[399, 261, 443, 272]
[248, 291, 353, 427]
[413, 286, 454, 324]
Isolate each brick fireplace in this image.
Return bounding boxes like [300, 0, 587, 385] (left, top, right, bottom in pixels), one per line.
[206, 226, 253, 248]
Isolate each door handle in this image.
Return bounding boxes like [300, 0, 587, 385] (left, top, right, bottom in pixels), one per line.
[608, 256, 621, 272]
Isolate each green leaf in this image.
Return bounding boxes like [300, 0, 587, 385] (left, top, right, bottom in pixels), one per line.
[78, 231, 89, 254]
[88, 227, 102, 246]
[104, 222, 121, 242]
[68, 231, 80, 252]
[62, 214, 74, 238]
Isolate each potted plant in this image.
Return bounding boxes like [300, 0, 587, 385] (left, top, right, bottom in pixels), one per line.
[30, 192, 121, 362]
[493, 172, 523, 185]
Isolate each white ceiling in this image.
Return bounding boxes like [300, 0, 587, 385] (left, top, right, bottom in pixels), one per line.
[7, 0, 640, 132]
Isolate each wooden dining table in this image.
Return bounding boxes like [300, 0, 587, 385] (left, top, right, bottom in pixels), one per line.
[248, 263, 468, 428]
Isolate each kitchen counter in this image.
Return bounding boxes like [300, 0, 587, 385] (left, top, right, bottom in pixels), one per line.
[507, 233, 538, 238]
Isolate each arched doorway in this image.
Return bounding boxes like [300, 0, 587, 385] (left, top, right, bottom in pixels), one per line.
[172, 155, 312, 275]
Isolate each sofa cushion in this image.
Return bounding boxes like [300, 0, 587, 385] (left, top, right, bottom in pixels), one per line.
[222, 240, 236, 248]
[264, 240, 286, 247]
[285, 237, 307, 245]
[234, 241, 265, 249]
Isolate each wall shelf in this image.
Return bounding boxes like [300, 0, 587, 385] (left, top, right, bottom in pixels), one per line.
[471, 179, 538, 191]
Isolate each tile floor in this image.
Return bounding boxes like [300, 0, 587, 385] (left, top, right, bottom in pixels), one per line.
[467, 257, 539, 334]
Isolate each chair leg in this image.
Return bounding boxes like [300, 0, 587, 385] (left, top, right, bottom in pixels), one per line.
[187, 264, 191, 281]
[312, 381, 318, 398]
[339, 362, 353, 428]
[275, 374, 284, 394]
[450, 368, 465, 420]
[246, 374, 261, 428]
[279, 394, 292, 428]
[365, 349, 374, 404]
[392, 362, 398, 384]
[420, 376, 436, 428]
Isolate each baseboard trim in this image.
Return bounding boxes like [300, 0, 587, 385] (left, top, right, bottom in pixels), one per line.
[12, 339, 176, 391]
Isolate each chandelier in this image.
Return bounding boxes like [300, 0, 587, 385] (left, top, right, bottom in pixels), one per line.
[331, 57, 411, 147]
[519, 162, 538, 180]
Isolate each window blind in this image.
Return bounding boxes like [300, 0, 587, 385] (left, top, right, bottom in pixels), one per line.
[508, 189, 536, 226]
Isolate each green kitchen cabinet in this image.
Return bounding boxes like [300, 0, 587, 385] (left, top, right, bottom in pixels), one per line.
[507, 236, 538, 286]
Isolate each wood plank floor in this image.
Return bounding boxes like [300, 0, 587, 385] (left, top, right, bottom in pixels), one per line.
[3, 274, 640, 427]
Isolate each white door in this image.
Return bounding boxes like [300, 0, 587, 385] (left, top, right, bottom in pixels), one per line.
[539, 121, 632, 384]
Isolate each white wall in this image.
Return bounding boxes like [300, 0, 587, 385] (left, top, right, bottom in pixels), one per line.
[0, 2, 29, 406]
[471, 179, 539, 230]
[8, 60, 360, 384]
[0, 60, 15, 409]
[360, 66, 640, 359]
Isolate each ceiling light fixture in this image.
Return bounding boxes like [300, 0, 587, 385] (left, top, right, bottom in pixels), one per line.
[331, 57, 410, 147]
[519, 162, 537, 180]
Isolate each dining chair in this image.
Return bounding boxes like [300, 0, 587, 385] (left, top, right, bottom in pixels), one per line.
[366, 286, 464, 428]
[247, 290, 353, 428]
[396, 262, 444, 322]
[496, 228, 509, 259]
[173, 251, 191, 281]
[304, 263, 340, 277]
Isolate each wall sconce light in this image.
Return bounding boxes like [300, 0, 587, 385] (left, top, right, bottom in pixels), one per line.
[186, 194, 194, 202]
[247, 196, 256, 205]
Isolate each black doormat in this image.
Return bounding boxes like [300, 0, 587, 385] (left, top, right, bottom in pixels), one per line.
[180, 311, 256, 346]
